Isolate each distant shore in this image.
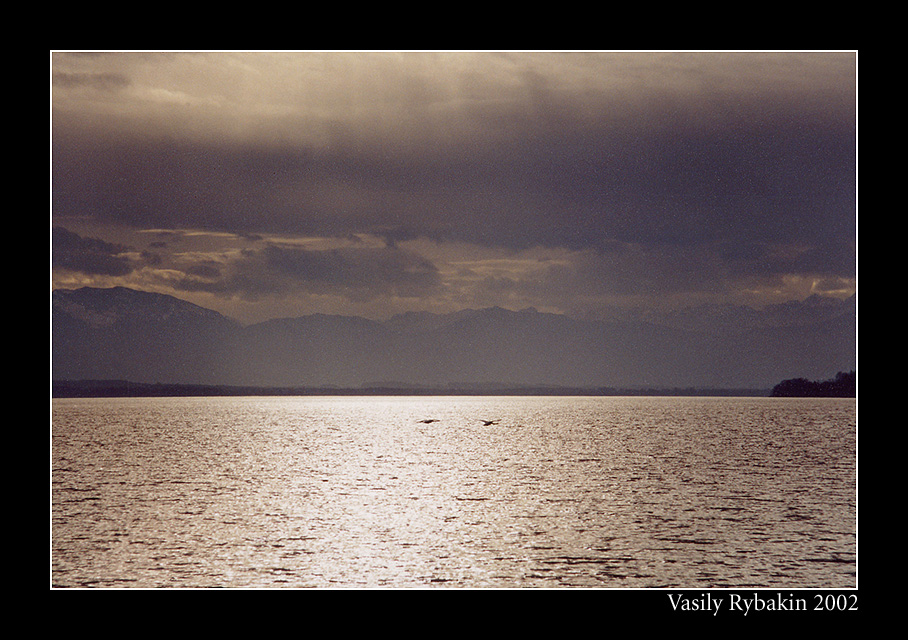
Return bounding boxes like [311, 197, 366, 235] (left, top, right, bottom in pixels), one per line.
[52, 379, 774, 399]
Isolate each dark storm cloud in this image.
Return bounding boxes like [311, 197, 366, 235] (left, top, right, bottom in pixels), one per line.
[263, 243, 441, 296]
[51, 52, 856, 314]
[51, 108, 854, 256]
[720, 238, 856, 279]
[172, 242, 441, 302]
[183, 262, 221, 278]
[52, 227, 136, 276]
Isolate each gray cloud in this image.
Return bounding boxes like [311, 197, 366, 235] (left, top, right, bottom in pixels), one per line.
[263, 243, 441, 297]
[52, 71, 130, 91]
[52, 227, 136, 276]
[169, 241, 442, 304]
[51, 51, 857, 317]
[51, 110, 855, 253]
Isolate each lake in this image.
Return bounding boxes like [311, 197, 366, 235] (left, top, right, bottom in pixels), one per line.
[51, 395, 857, 588]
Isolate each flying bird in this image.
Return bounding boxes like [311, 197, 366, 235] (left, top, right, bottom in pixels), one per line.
[479, 419, 501, 426]
[417, 419, 440, 424]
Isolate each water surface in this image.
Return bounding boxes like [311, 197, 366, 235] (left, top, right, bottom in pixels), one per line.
[52, 395, 857, 588]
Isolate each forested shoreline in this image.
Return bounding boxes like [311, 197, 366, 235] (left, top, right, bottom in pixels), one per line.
[770, 371, 856, 397]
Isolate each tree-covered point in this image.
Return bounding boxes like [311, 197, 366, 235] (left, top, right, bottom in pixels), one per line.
[770, 371, 855, 397]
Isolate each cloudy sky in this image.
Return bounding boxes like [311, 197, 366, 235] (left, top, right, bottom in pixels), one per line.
[51, 51, 857, 324]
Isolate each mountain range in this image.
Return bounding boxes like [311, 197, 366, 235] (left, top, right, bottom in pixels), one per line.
[52, 286, 856, 391]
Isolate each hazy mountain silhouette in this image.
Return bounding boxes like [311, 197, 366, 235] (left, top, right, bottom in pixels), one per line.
[53, 287, 239, 385]
[52, 287, 856, 390]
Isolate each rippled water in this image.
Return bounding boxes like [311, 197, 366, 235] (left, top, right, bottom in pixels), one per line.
[51, 395, 856, 588]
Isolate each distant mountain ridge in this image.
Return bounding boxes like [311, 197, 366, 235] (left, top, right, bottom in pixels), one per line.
[52, 286, 856, 390]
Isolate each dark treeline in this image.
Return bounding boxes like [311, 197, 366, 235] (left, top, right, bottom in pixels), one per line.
[52, 379, 769, 399]
[770, 370, 856, 397]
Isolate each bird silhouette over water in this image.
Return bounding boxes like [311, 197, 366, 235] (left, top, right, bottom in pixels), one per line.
[417, 419, 440, 424]
[479, 419, 501, 426]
